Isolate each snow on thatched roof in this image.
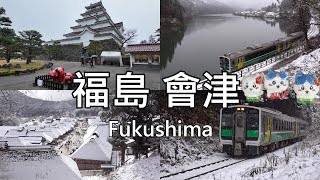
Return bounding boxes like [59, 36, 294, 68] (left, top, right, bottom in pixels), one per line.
[70, 134, 112, 162]
[0, 154, 82, 180]
[71, 119, 112, 162]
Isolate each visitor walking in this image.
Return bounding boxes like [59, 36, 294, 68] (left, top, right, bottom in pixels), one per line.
[91, 55, 97, 68]
[80, 56, 85, 66]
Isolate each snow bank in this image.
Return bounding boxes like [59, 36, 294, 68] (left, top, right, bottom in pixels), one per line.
[84, 155, 160, 180]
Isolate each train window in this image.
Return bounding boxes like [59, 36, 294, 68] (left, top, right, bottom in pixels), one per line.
[221, 114, 233, 129]
[279, 120, 281, 130]
[245, 46, 276, 61]
[247, 114, 259, 130]
[289, 122, 290, 130]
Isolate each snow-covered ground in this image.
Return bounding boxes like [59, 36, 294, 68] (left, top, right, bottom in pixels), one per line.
[196, 140, 320, 180]
[83, 154, 160, 180]
[279, 48, 320, 75]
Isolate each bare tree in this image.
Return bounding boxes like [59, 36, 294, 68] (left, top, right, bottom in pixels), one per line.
[119, 29, 137, 54]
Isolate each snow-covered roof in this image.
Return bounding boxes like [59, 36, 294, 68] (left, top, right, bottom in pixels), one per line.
[83, 124, 109, 142]
[5, 129, 28, 138]
[71, 118, 111, 161]
[88, 118, 107, 126]
[0, 154, 82, 180]
[0, 126, 16, 131]
[101, 51, 121, 58]
[0, 126, 18, 137]
[26, 131, 54, 143]
[70, 134, 112, 161]
[0, 137, 42, 146]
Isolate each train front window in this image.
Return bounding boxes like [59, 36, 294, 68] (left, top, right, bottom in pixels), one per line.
[247, 114, 259, 129]
[221, 114, 233, 129]
[221, 113, 233, 140]
[246, 109, 259, 141]
[220, 57, 230, 70]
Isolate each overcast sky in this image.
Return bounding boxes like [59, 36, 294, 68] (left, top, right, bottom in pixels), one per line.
[216, 0, 278, 9]
[2, 0, 160, 43]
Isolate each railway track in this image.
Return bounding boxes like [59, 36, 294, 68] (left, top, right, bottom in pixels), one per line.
[160, 158, 246, 180]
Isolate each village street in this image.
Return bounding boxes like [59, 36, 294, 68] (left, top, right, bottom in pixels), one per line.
[56, 120, 88, 156]
[0, 60, 160, 90]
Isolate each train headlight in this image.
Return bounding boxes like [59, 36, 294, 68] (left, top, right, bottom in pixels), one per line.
[241, 108, 245, 111]
[237, 108, 241, 111]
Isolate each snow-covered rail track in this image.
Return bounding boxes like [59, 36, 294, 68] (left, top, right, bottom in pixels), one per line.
[160, 158, 246, 180]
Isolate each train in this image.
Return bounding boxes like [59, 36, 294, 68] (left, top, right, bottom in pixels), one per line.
[220, 105, 308, 156]
[220, 32, 305, 73]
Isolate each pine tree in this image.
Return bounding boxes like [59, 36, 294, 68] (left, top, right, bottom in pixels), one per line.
[19, 30, 43, 64]
[0, 7, 12, 28]
[0, 7, 16, 62]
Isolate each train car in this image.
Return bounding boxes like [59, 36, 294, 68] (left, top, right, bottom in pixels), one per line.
[220, 105, 308, 156]
[220, 32, 305, 73]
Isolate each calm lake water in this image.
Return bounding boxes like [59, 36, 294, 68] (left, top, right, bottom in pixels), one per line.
[161, 14, 288, 89]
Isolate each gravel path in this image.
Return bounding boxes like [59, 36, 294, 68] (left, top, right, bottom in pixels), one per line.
[0, 60, 160, 90]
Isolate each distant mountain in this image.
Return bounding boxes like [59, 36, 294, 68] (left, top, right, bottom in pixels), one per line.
[178, 0, 235, 16]
[161, 0, 234, 30]
[0, 90, 76, 120]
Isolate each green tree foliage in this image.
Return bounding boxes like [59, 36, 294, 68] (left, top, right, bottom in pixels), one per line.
[86, 40, 103, 56]
[44, 42, 63, 60]
[161, 0, 186, 28]
[262, 3, 278, 12]
[0, 28, 19, 63]
[0, 7, 12, 27]
[0, 7, 17, 62]
[19, 30, 43, 64]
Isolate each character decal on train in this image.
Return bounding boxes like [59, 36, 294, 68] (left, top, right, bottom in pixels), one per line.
[264, 70, 289, 100]
[242, 73, 264, 102]
[293, 71, 320, 104]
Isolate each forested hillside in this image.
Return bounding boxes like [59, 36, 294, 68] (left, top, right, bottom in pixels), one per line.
[0, 91, 99, 125]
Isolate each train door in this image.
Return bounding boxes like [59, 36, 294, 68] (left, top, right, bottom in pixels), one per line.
[288, 40, 293, 49]
[233, 112, 246, 155]
[265, 116, 272, 144]
[276, 44, 282, 54]
[237, 57, 244, 70]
